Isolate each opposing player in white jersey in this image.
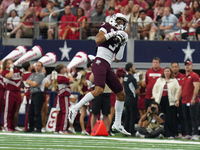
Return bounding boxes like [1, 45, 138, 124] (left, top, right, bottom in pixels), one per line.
[69, 13, 130, 135]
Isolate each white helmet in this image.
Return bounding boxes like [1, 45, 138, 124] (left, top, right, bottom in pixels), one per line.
[109, 13, 128, 30]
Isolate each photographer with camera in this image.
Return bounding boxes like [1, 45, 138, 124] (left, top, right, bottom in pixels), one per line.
[152, 67, 179, 139]
[136, 101, 165, 138]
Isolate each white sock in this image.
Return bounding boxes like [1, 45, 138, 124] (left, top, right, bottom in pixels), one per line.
[114, 100, 124, 124]
[74, 92, 94, 110]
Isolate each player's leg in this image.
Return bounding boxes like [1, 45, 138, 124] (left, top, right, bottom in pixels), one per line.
[68, 86, 103, 123]
[68, 58, 107, 124]
[106, 69, 130, 135]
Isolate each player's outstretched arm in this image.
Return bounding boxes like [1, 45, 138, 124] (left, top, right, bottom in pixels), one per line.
[96, 30, 117, 44]
[95, 30, 107, 44]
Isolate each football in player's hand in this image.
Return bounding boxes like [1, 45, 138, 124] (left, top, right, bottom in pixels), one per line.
[113, 35, 125, 44]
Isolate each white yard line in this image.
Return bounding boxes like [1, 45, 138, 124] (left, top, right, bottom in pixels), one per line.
[0, 133, 200, 145]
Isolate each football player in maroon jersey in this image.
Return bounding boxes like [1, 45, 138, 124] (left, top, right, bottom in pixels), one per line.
[69, 13, 131, 135]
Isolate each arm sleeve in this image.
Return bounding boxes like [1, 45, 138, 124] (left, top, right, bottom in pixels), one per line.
[115, 44, 125, 60]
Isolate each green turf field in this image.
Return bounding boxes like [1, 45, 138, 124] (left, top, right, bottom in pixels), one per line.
[0, 132, 200, 150]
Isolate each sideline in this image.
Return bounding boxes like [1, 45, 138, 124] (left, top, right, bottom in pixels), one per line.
[0, 132, 200, 145]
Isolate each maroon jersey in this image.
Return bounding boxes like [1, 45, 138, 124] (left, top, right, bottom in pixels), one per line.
[0, 74, 5, 89]
[2, 69, 21, 91]
[22, 72, 32, 96]
[57, 74, 70, 97]
[98, 22, 122, 54]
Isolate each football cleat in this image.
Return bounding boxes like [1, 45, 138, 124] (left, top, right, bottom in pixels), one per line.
[112, 123, 131, 135]
[191, 135, 199, 141]
[68, 106, 78, 124]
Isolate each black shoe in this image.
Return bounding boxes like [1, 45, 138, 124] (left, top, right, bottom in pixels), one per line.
[32, 129, 41, 133]
[24, 129, 34, 133]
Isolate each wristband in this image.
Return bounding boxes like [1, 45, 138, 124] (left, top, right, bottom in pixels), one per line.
[68, 73, 72, 77]
[104, 31, 117, 40]
[10, 68, 13, 72]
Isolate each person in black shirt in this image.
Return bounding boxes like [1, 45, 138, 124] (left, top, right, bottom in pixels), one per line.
[123, 63, 139, 136]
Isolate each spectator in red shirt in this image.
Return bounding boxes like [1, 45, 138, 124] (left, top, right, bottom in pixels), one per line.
[165, 6, 193, 40]
[145, 57, 163, 110]
[175, 61, 200, 141]
[60, 7, 86, 39]
[29, 0, 43, 20]
[8, 7, 38, 38]
[54, 5, 75, 39]
[171, 62, 186, 138]
[191, 0, 200, 15]
[145, 2, 154, 19]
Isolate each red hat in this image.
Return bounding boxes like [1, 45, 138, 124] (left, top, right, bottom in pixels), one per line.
[85, 0, 91, 3]
[185, 60, 193, 65]
[184, 6, 190, 10]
